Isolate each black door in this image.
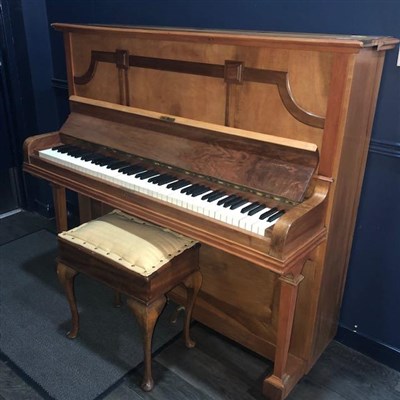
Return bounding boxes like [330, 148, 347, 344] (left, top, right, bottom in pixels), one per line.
[0, 19, 20, 214]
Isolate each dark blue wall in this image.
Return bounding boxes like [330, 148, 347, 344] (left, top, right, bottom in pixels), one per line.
[19, 0, 400, 368]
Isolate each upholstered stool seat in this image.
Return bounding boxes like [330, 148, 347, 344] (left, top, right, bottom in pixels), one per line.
[56, 210, 202, 391]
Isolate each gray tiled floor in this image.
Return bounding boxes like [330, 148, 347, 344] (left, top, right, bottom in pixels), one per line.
[1, 211, 400, 400]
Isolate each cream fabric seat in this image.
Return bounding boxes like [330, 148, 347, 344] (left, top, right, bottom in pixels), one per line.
[59, 209, 198, 276]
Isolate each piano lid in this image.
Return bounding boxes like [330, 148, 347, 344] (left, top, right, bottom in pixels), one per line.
[61, 96, 319, 203]
[53, 23, 399, 51]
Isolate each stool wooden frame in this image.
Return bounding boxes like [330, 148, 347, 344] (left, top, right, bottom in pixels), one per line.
[57, 237, 202, 391]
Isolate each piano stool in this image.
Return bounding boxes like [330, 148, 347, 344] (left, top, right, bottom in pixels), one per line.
[56, 209, 202, 391]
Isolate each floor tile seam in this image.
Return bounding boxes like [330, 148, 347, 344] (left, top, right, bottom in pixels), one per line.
[302, 376, 355, 400]
[0, 352, 52, 400]
[93, 328, 184, 400]
[0, 228, 56, 248]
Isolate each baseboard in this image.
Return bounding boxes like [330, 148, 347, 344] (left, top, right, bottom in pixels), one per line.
[369, 139, 400, 158]
[336, 325, 400, 372]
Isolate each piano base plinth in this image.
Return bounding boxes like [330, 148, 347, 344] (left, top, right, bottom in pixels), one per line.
[263, 354, 306, 400]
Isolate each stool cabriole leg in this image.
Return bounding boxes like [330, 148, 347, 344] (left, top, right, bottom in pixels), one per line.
[57, 262, 79, 339]
[182, 270, 202, 348]
[127, 295, 167, 392]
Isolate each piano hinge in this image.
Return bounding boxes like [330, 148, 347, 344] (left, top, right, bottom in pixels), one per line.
[160, 115, 176, 122]
[313, 174, 334, 183]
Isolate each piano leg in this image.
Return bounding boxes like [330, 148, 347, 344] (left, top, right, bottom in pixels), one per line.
[51, 184, 68, 232]
[77, 193, 93, 224]
[263, 262, 306, 400]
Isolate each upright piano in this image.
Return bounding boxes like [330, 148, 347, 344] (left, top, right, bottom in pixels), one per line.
[23, 24, 399, 399]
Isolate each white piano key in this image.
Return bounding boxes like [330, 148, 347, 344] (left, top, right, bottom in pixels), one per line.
[39, 148, 284, 236]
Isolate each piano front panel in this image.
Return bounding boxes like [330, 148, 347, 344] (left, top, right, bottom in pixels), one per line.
[68, 31, 330, 148]
[171, 243, 281, 359]
[78, 193, 323, 361]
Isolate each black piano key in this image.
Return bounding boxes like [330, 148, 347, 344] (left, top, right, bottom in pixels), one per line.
[240, 202, 260, 214]
[66, 148, 87, 157]
[223, 196, 241, 208]
[167, 179, 191, 190]
[225, 196, 246, 208]
[102, 157, 118, 166]
[89, 154, 107, 163]
[248, 204, 267, 216]
[96, 157, 116, 166]
[201, 190, 218, 200]
[154, 175, 177, 185]
[207, 191, 227, 202]
[157, 176, 178, 186]
[189, 184, 204, 195]
[51, 144, 66, 151]
[136, 170, 159, 180]
[67, 146, 82, 153]
[259, 207, 278, 220]
[217, 194, 236, 206]
[81, 153, 101, 161]
[107, 160, 130, 170]
[117, 164, 133, 172]
[148, 173, 166, 183]
[55, 145, 76, 153]
[92, 157, 113, 165]
[149, 174, 175, 184]
[267, 210, 285, 222]
[188, 185, 204, 195]
[119, 165, 138, 174]
[181, 184, 199, 194]
[134, 169, 151, 178]
[126, 165, 147, 175]
[78, 152, 94, 161]
[229, 199, 248, 210]
[191, 186, 211, 197]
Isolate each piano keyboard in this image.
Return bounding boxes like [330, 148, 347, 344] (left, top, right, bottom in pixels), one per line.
[39, 145, 286, 236]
